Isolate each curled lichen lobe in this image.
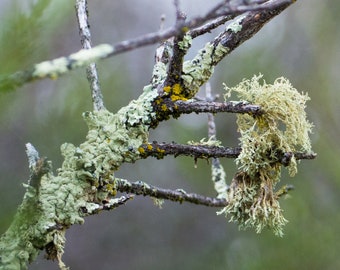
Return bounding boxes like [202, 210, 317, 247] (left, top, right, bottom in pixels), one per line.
[221, 75, 313, 236]
[222, 171, 287, 237]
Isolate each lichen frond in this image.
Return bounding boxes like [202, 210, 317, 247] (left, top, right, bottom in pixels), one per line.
[221, 74, 313, 236]
[224, 74, 313, 177]
[222, 171, 287, 236]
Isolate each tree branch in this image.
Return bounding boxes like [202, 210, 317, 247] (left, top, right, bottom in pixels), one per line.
[138, 142, 242, 160]
[75, 0, 105, 111]
[0, 0, 315, 267]
[178, 0, 294, 98]
[206, 83, 229, 198]
[137, 141, 317, 164]
[151, 98, 263, 127]
[0, 0, 294, 91]
[115, 178, 228, 207]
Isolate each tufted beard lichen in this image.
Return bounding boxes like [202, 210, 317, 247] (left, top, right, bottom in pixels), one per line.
[221, 74, 313, 236]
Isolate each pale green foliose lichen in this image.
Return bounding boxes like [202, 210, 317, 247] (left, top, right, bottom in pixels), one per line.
[226, 15, 246, 33]
[178, 34, 192, 51]
[221, 74, 313, 236]
[211, 162, 228, 199]
[187, 136, 222, 147]
[182, 42, 229, 96]
[151, 62, 167, 85]
[33, 44, 114, 78]
[0, 85, 159, 269]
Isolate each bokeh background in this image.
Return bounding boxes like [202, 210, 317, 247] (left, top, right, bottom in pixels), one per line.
[1, 0, 339, 269]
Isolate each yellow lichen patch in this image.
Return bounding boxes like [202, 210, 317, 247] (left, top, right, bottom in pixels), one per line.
[163, 85, 171, 94]
[104, 183, 117, 196]
[170, 95, 188, 101]
[163, 84, 188, 101]
[147, 144, 153, 151]
[161, 104, 168, 112]
[172, 83, 182, 95]
[155, 147, 166, 159]
[137, 146, 145, 154]
[181, 26, 189, 33]
[221, 74, 313, 236]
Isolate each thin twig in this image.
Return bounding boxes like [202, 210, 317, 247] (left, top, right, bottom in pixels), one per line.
[25, 143, 52, 190]
[189, 15, 235, 38]
[152, 98, 263, 125]
[206, 83, 229, 197]
[115, 178, 228, 207]
[75, 0, 105, 111]
[138, 142, 242, 159]
[82, 195, 134, 214]
[0, 0, 294, 90]
[138, 141, 317, 163]
[164, 1, 187, 87]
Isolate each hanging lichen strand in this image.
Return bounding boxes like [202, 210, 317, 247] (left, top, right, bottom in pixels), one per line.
[221, 75, 313, 236]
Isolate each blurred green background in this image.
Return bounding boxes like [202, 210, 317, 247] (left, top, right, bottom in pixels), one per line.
[1, 0, 339, 269]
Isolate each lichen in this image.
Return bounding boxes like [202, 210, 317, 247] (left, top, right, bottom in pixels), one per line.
[226, 15, 246, 33]
[163, 83, 189, 101]
[182, 42, 229, 97]
[188, 136, 222, 147]
[0, 84, 160, 268]
[211, 161, 228, 199]
[33, 44, 114, 79]
[178, 34, 192, 51]
[221, 74, 313, 236]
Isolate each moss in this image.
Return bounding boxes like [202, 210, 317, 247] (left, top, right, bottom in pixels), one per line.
[221, 74, 313, 236]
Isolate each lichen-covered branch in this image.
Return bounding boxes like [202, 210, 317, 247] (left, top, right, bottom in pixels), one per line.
[157, 0, 294, 102]
[206, 83, 229, 199]
[137, 141, 316, 163]
[137, 141, 240, 160]
[0, 0, 294, 91]
[0, 0, 316, 269]
[151, 98, 263, 125]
